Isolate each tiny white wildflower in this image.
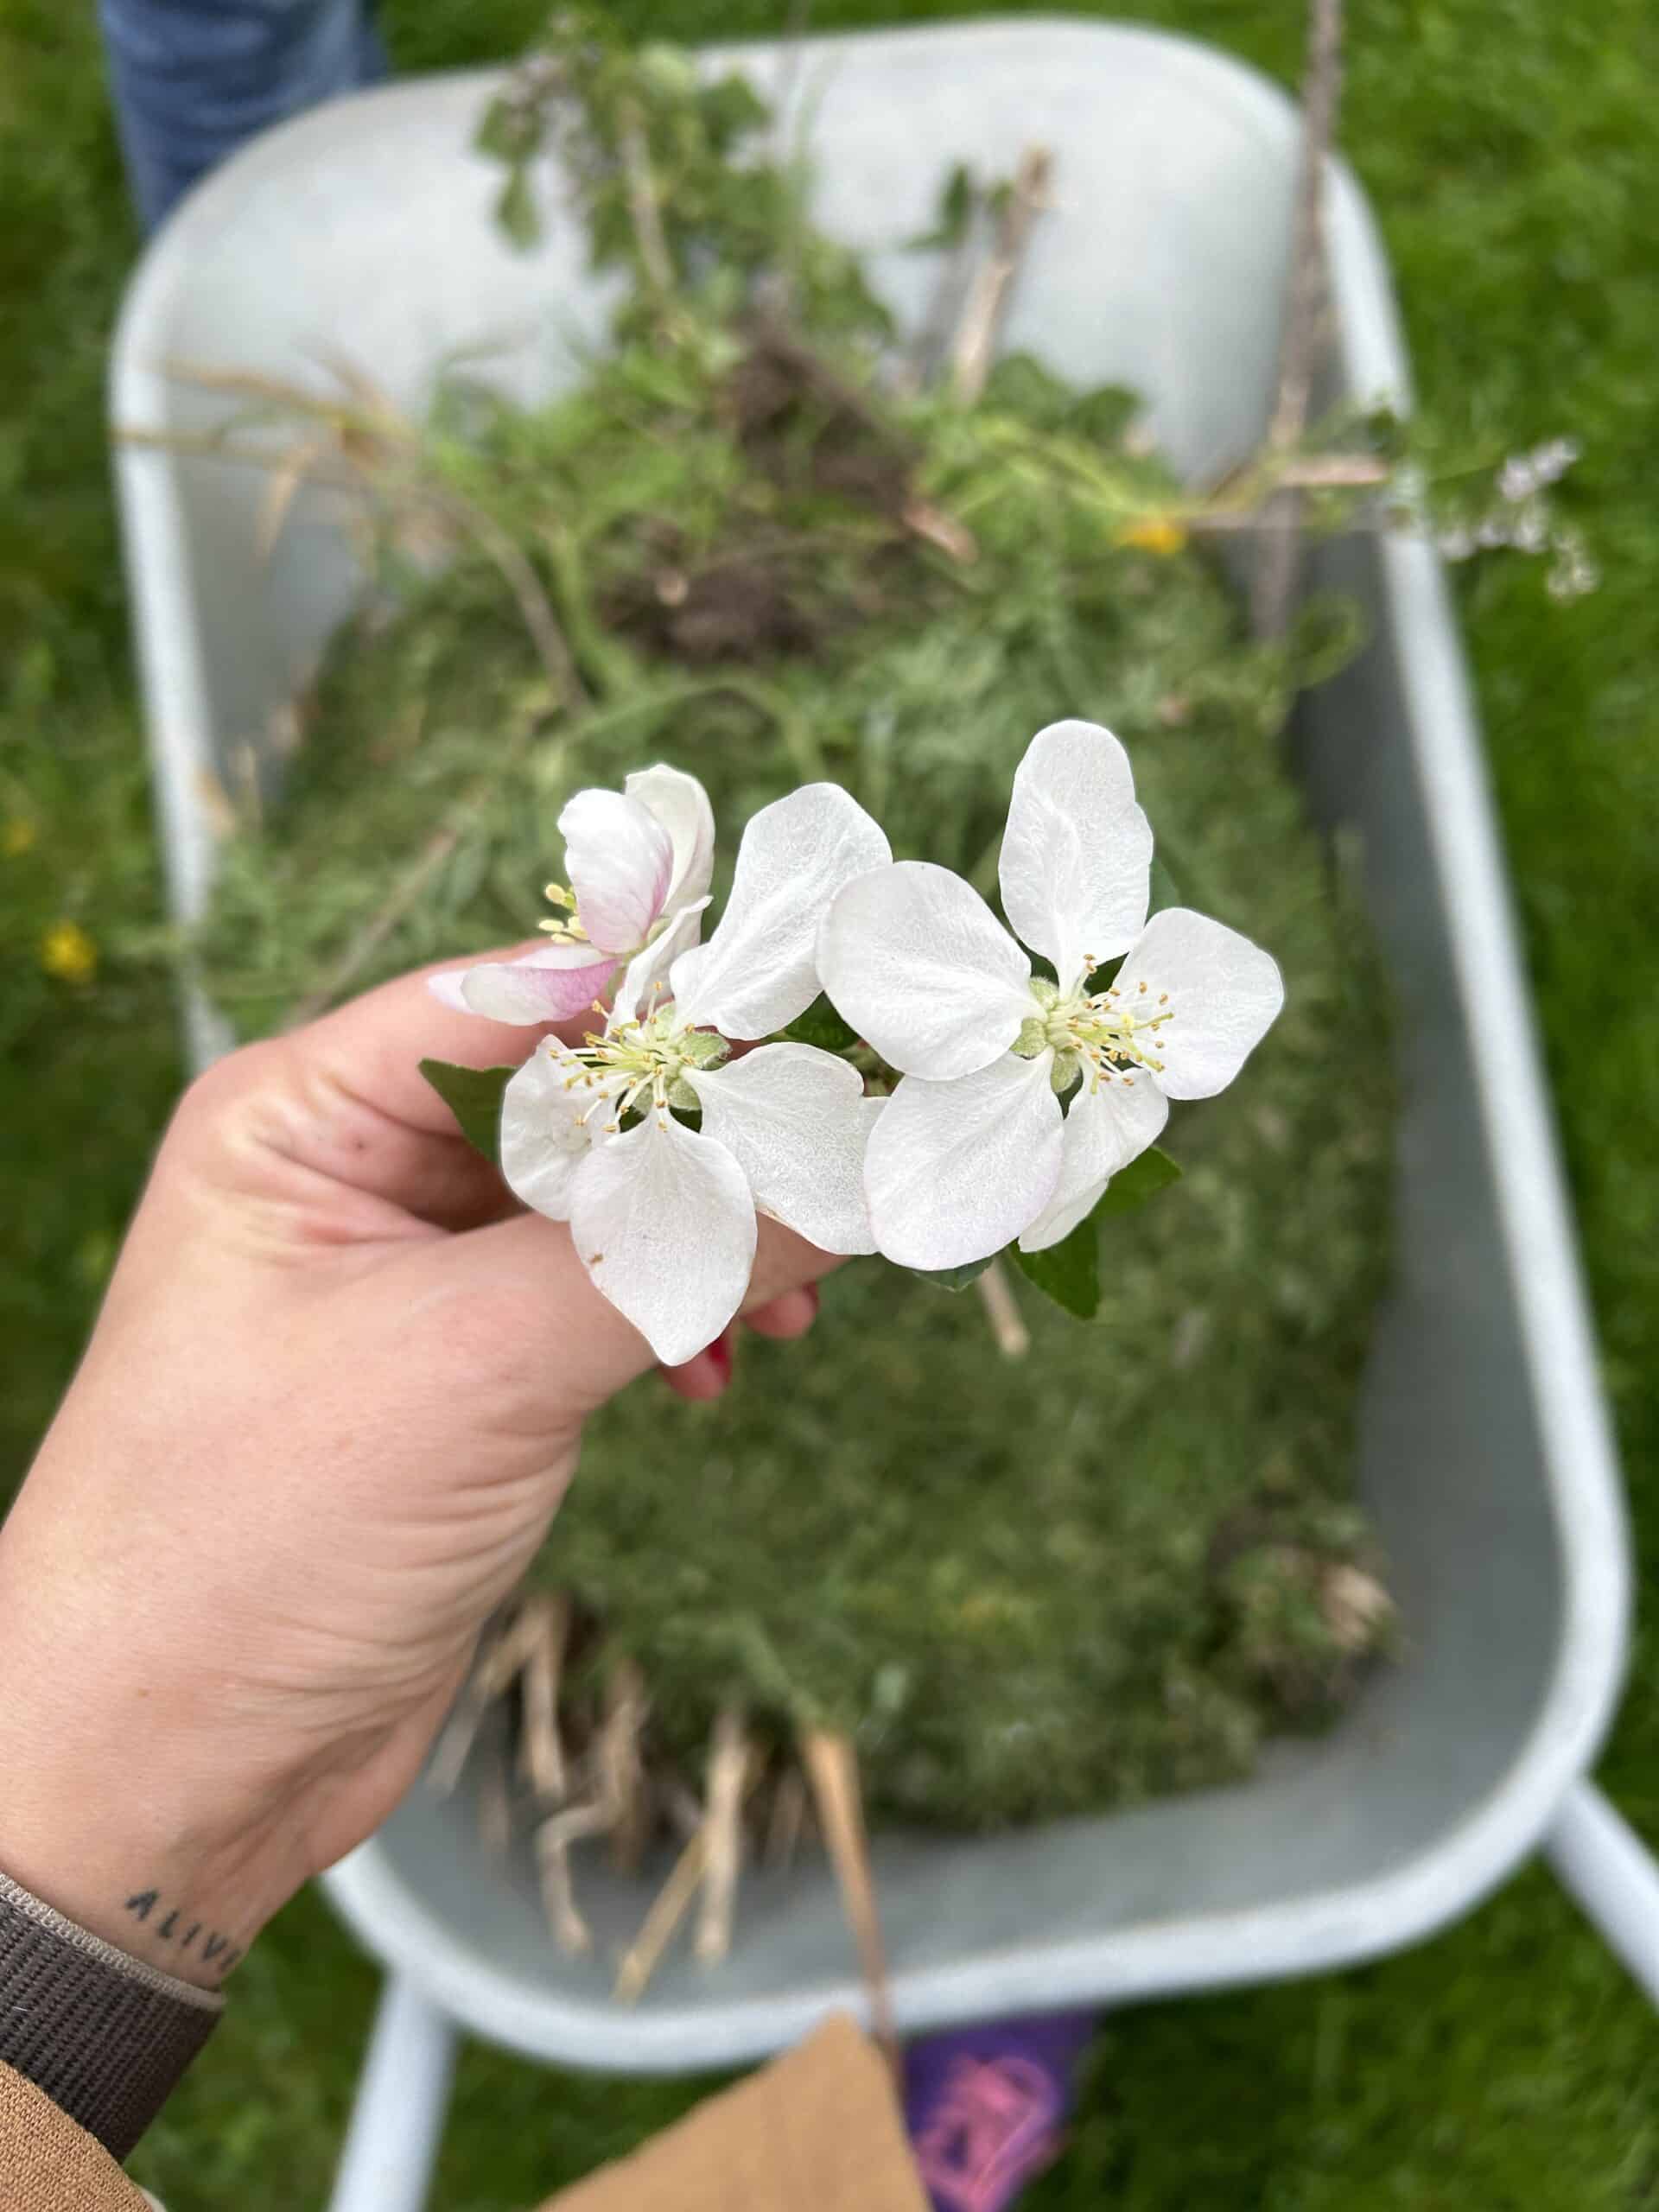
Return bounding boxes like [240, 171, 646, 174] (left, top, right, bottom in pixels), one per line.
[1546, 530, 1599, 601]
[1500, 435, 1580, 503]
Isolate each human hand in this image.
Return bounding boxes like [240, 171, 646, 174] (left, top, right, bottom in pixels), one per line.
[0, 959, 834, 1986]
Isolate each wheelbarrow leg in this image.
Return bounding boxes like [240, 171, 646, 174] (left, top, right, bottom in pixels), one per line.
[1545, 1780, 1659, 2006]
[327, 1974, 458, 2212]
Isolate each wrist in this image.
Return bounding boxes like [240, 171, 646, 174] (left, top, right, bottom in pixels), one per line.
[0, 1704, 281, 1989]
[0, 1550, 306, 1989]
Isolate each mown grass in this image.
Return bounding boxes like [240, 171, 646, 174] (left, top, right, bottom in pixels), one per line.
[0, 0, 1654, 2204]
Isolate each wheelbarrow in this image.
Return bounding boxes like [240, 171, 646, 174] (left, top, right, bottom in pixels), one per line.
[110, 20, 1659, 2210]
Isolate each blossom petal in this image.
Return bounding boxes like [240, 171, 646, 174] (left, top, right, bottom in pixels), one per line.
[569, 1114, 757, 1367]
[435, 944, 620, 1025]
[560, 787, 674, 954]
[426, 969, 473, 1013]
[612, 895, 711, 1027]
[1117, 906, 1285, 1100]
[817, 861, 1033, 1080]
[626, 764, 715, 911]
[999, 719, 1153, 988]
[863, 1052, 1063, 1269]
[499, 1039, 599, 1220]
[671, 784, 891, 1039]
[691, 1043, 879, 1255]
[1017, 1071, 1169, 1252]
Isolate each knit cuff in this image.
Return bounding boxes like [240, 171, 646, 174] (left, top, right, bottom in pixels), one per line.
[0, 1872, 223, 2160]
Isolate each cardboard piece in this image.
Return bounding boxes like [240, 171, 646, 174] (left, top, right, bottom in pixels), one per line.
[538, 2016, 930, 2212]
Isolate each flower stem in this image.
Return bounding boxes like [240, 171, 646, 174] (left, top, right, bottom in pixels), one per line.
[976, 1255, 1032, 1359]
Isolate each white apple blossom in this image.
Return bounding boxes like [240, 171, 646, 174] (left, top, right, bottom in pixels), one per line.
[498, 783, 891, 1364]
[430, 763, 715, 1023]
[817, 720, 1284, 1271]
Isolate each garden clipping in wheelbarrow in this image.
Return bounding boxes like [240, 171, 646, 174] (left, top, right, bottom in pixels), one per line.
[178, 10, 1581, 1983]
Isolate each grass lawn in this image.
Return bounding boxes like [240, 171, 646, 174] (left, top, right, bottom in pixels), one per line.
[1, 0, 1655, 2203]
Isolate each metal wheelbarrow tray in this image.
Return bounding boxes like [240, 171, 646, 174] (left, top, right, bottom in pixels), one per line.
[111, 17, 1656, 2202]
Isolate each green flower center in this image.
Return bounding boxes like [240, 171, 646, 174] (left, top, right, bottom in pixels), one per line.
[564, 1007, 728, 1130]
[1013, 974, 1173, 1095]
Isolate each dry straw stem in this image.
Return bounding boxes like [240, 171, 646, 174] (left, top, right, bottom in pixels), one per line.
[618, 98, 676, 306]
[130, 359, 588, 718]
[695, 1705, 753, 1962]
[130, 361, 590, 1031]
[429, 1598, 558, 1796]
[613, 1825, 711, 2003]
[477, 1745, 514, 1858]
[537, 1786, 638, 1957]
[801, 1728, 898, 2070]
[613, 1710, 766, 1997]
[601, 1658, 652, 1872]
[764, 1764, 813, 1870]
[1251, 0, 1345, 639]
[519, 1592, 573, 1802]
[949, 146, 1054, 406]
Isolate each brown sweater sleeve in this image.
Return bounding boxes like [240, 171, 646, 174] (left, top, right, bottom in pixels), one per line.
[0, 1872, 222, 2161]
[0, 2060, 156, 2211]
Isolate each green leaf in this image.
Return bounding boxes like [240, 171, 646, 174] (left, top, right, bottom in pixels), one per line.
[905, 162, 978, 252]
[1149, 855, 1183, 914]
[1011, 1211, 1099, 1319]
[1011, 1147, 1183, 1320]
[496, 167, 542, 252]
[418, 1058, 515, 1165]
[909, 1254, 997, 1294]
[1287, 591, 1370, 690]
[783, 993, 859, 1052]
[940, 162, 975, 238]
[1095, 1143, 1182, 1220]
[982, 352, 1079, 432]
[1065, 381, 1141, 448]
[474, 97, 534, 165]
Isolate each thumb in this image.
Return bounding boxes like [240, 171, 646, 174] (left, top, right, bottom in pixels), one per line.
[407, 1205, 846, 1419]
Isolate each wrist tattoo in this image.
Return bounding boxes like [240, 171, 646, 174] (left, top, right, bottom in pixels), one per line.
[123, 1887, 243, 1978]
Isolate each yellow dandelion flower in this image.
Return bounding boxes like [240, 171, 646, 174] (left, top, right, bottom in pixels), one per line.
[3, 817, 37, 857]
[41, 919, 98, 985]
[1118, 516, 1188, 557]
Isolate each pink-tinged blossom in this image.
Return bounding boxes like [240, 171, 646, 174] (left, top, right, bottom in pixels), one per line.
[499, 783, 892, 1363]
[429, 763, 715, 1025]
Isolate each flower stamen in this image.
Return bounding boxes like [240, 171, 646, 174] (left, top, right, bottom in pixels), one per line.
[1023, 975, 1175, 1084]
[537, 881, 591, 943]
[555, 1001, 730, 1133]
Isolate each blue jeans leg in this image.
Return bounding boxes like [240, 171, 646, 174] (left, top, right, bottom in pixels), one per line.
[99, 0, 388, 234]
